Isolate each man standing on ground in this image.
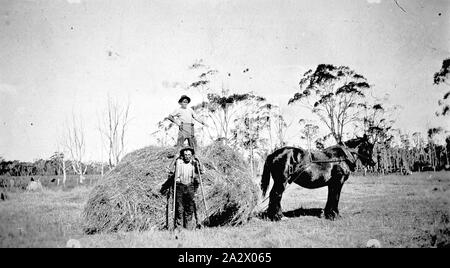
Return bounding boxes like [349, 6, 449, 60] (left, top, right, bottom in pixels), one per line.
[161, 147, 203, 230]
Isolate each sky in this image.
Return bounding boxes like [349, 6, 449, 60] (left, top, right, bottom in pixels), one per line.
[0, 0, 449, 162]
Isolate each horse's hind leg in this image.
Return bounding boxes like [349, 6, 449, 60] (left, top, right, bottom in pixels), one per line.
[324, 179, 345, 220]
[267, 178, 287, 221]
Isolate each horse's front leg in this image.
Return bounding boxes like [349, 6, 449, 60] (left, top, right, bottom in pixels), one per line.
[324, 175, 347, 220]
[267, 179, 287, 221]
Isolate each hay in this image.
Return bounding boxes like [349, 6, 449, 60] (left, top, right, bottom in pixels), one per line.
[26, 180, 43, 191]
[82, 142, 259, 234]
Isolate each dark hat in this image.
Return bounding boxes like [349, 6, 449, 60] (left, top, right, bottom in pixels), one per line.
[178, 95, 191, 103]
[179, 146, 195, 155]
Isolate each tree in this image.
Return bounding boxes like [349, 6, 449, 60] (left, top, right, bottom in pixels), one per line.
[64, 114, 87, 183]
[412, 132, 425, 149]
[411, 132, 426, 166]
[192, 92, 266, 143]
[188, 59, 219, 98]
[154, 60, 263, 147]
[361, 102, 397, 145]
[185, 59, 220, 144]
[187, 60, 269, 144]
[268, 106, 291, 150]
[446, 136, 450, 169]
[434, 58, 450, 116]
[33, 159, 46, 175]
[99, 95, 131, 168]
[231, 101, 271, 177]
[50, 152, 67, 186]
[427, 127, 444, 171]
[298, 119, 319, 151]
[288, 64, 371, 144]
[427, 127, 449, 169]
[400, 134, 411, 149]
[399, 133, 413, 171]
[434, 58, 450, 86]
[150, 119, 177, 147]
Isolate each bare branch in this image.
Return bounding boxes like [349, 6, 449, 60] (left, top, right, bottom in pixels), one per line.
[393, 0, 407, 13]
[100, 95, 131, 167]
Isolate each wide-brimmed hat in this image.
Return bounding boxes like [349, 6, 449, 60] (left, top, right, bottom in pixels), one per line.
[179, 146, 195, 155]
[178, 95, 191, 103]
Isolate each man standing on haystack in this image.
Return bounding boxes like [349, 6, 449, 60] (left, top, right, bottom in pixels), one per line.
[167, 95, 208, 150]
[161, 147, 204, 230]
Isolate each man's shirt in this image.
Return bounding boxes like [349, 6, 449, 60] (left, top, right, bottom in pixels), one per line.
[170, 107, 199, 125]
[175, 159, 196, 184]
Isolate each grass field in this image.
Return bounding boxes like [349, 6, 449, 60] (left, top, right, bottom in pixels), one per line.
[0, 172, 449, 248]
[0, 175, 101, 191]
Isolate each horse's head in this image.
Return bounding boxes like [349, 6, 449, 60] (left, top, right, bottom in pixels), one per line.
[345, 134, 376, 167]
[356, 134, 376, 167]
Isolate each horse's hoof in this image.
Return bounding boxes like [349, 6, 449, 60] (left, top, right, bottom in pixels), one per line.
[267, 214, 283, 221]
[324, 211, 340, 220]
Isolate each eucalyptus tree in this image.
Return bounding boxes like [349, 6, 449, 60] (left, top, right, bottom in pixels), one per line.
[192, 92, 266, 143]
[298, 119, 319, 152]
[434, 58, 450, 116]
[289, 64, 371, 144]
[231, 101, 271, 177]
[50, 152, 66, 186]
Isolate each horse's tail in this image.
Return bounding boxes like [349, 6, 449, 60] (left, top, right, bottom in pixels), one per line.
[261, 153, 274, 197]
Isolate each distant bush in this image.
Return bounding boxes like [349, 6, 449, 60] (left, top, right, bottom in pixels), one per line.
[0, 175, 101, 191]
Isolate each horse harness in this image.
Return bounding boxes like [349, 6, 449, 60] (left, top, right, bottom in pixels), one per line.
[285, 145, 356, 175]
[257, 140, 373, 211]
[257, 147, 358, 210]
[307, 142, 374, 166]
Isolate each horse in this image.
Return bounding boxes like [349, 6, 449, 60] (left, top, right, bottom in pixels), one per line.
[260, 135, 375, 221]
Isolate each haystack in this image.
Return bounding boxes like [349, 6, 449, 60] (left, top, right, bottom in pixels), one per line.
[82, 142, 259, 234]
[26, 180, 43, 191]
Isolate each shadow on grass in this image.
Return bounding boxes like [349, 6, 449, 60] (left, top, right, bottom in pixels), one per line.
[254, 207, 323, 220]
[283, 207, 323, 218]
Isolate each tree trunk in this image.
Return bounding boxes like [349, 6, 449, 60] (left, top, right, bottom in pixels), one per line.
[445, 146, 450, 168]
[62, 160, 66, 188]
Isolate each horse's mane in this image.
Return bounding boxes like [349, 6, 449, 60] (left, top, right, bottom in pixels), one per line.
[342, 136, 367, 148]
